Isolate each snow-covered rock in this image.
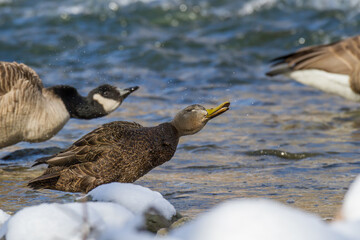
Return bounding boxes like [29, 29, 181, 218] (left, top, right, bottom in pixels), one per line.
[331, 221, 360, 240]
[340, 175, 360, 222]
[0, 209, 10, 238]
[3, 202, 134, 240]
[86, 183, 176, 220]
[0, 209, 9, 226]
[171, 199, 344, 240]
[331, 175, 360, 240]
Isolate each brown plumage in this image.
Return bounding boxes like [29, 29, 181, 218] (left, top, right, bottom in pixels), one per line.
[266, 35, 360, 101]
[0, 61, 138, 148]
[28, 102, 230, 193]
[267, 35, 360, 76]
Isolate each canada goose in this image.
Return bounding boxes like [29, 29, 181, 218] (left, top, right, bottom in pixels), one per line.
[266, 35, 360, 101]
[0, 61, 139, 148]
[28, 101, 230, 193]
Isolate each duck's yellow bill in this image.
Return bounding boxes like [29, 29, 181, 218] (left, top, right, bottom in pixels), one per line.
[206, 101, 230, 119]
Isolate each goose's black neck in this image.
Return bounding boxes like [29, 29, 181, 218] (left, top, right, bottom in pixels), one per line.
[49, 85, 107, 119]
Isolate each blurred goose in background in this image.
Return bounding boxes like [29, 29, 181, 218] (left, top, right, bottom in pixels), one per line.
[266, 35, 360, 101]
[0, 61, 139, 149]
[28, 101, 230, 193]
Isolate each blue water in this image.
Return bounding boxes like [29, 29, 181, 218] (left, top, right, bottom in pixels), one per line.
[1, 0, 360, 218]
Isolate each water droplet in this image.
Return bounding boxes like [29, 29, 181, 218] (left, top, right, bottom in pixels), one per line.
[179, 4, 187, 12]
[171, 19, 179, 27]
[109, 2, 119, 11]
[154, 41, 161, 48]
[60, 14, 69, 20]
[193, 5, 201, 13]
[121, 30, 127, 37]
[189, 12, 196, 20]
[120, 20, 127, 27]
[298, 37, 305, 44]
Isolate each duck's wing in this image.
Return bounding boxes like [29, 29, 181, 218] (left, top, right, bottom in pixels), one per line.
[33, 121, 143, 167]
[267, 35, 360, 76]
[0, 61, 43, 96]
[29, 148, 124, 192]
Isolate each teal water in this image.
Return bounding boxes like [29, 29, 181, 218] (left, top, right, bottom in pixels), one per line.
[1, 0, 360, 218]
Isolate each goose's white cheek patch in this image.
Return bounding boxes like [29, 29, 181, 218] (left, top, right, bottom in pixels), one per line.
[93, 94, 121, 113]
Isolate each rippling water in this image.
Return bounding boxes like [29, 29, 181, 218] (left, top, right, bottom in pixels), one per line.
[1, 0, 360, 219]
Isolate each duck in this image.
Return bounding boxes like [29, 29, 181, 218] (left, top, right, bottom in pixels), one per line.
[28, 101, 230, 193]
[0, 61, 139, 148]
[266, 35, 360, 101]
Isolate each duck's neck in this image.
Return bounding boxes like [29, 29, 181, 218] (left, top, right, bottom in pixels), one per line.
[157, 122, 180, 151]
[48, 85, 106, 119]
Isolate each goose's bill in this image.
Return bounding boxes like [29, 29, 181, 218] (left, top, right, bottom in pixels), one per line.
[118, 86, 139, 98]
[206, 101, 230, 119]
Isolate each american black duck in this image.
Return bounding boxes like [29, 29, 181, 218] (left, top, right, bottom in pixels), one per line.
[28, 101, 230, 193]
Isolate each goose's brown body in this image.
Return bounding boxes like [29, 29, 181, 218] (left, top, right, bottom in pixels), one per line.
[0, 61, 70, 148]
[29, 121, 179, 193]
[266, 35, 360, 101]
[0, 61, 139, 148]
[267, 35, 360, 77]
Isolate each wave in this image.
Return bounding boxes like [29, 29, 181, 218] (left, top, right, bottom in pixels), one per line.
[237, 0, 360, 17]
[238, 0, 278, 16]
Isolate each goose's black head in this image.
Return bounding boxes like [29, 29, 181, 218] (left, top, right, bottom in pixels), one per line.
[51, 84, 139, 119]
[88, 84, 139, 114]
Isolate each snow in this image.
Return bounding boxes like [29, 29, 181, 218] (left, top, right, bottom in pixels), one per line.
[341, 175, 360, 221]
[330, 175, 360, 239]
[3, 202, 134, 240]
[86, 183, 176, 220]
[0, 209, 10, 238]
[331, 221, 360, 240]
[0, 209, 9, 226]
[4, 177, 360, 239]
[171, 198, 344, 240]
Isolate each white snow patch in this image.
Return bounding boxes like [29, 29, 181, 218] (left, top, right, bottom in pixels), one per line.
[330, 175, 360, 239]
[87, 183, 176, 220]
[0, 209, 10, 238]
[3, 202, 134, 240]
[331, 220, 360, 240]
[0, 209, 9, 226]
[171, 199, 344, 240]
[341, 175, 360, 222]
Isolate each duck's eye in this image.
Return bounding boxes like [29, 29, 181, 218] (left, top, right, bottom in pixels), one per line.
[103, 91, 109, 96]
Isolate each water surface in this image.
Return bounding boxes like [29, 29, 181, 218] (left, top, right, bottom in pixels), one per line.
[1, 0, 360, 219]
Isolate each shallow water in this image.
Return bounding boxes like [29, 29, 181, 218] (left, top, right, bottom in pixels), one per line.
[1, 0, 360, 219]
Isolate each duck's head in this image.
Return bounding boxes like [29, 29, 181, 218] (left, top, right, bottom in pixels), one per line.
[90, 84, 139, 114]
[171, 101, 230, 136]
